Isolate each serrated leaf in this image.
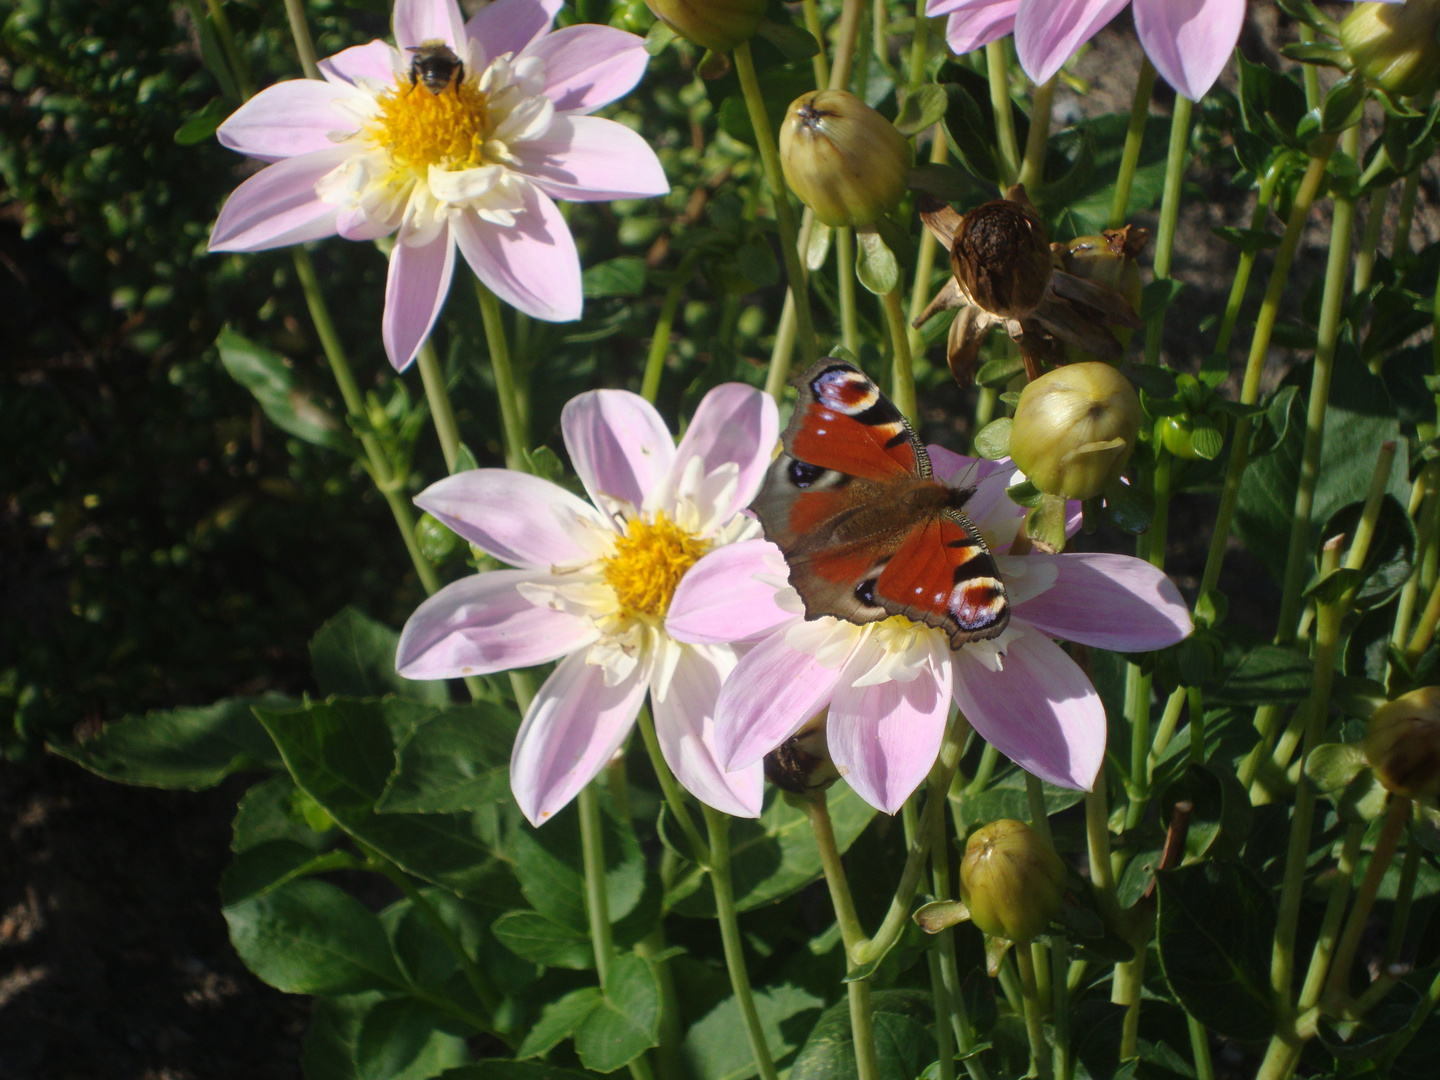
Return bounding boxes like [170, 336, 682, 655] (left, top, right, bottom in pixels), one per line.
[378, 705, 518, 813]
[518, 989, 604, 1060]
[789, 990, 936, 1080]
[575, 954, 661, 1073]
[491, 911, 594, 970]
[311, 608, 449, 704]
[220, 841, 359, 906]
[682, 985, 825, 1080]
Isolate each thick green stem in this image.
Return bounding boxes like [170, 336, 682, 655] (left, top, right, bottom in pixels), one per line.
[578, 784, 616, 985]
[985, 41, 1019, 188]
[830, 0, 865, 93]
[1187, 1017, 1214, 1080]
[636, 931, 685, 1080]
[908, 132, 950, 355]
[803, 0, 830, 87]
[1015, 945, 1052, 1078]
[1051, 934, 1071, 1080]
[808, 791, 869, 953]
[641, 251, 699, 403]
[291, 248, 439, 594]
[1115, 946, 1146, 1061]
[1383, 835, 1421, 966]
[837, 227, 860, 354]
[415, 340, 461, 473]
[281, 0, 320, 80]
[473, 277, 527, 470]
[201, 0, 254, 98]
[1123, 448, 1172, 828]
[734, 41, 817, 388]
[1215, 158, 1289, 356]
[1298, 824, 1367, 1011]
[883, 286, 916, 421]
[1273, 127, 1361, 641]
[1322, 795, 1411, 1012]
[704, 805, 783, 1080]
[1353, 187, 1389, 301]
[1143, 94, 1193, 366]
[1108, 59, 1158, 229]
[847, 978, 883, 1080]
[1393, 169, 1422, 263]
[1016, 78, 1056, 192]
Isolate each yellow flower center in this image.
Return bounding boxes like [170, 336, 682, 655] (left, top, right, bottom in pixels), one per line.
[602, 512, 706, 619]
[367, 78, 493, 174]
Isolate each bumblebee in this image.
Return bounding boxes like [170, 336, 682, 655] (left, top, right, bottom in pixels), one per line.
[408, 41, 463, 95]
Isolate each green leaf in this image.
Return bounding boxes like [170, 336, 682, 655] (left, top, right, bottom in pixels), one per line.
[583, 257, 648, 298]
[681, 985, 825, 1080]
[1155, 860, 1277, 1042]
[220, 840, 359, 906]
[1236, 347, 1410, 588]
[855, 230, 898, 296]
[575, 953, 662, 1073]
[1318, 980, 1423, 1060]
[668, 784, 875, 916]
[893, 84, 948, 137]
[1006, 479, 1043, 509]
[1304, 566, 1368, 606]
[217, 327, 356, 453]
[174, 97, 228, 144]
[225, 879, 406, 996]
[975, 356, 1025, 388]
[508, 790, 652, 932]
[1046, 113, 1172, 238]
[311, 607, 449, 704]
[378, 705, 518, 813]
[718, 70, 813, 150]
[232, 774, 337, 853]
[1320, 73, 1367, 135]
[49, 695, 287, 789]
[752, 19, 819, 63]
[1124, 364, 1178, 401]
[440, 1063, 608, 1080]
[517, 988, 604, 1059]
[789, 990, 936, 1080]
[954, 767, 1085, 831]
[1138, 279, 1186, 322]
[1238, 55, 1309, 150]
[1321, 494, 1417, 610]
[1209, 643, 1313, 706]
[303, 992, 472, 1080]
[491, 911, 594, 970]
[256, 698, 519, 902]
[1279, 40, 1350, 69]
[972, 418, 1012, 460]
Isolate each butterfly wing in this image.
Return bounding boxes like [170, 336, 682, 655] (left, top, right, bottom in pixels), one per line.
[872, 508, 1009, 647]
[784, 360, 930, 480]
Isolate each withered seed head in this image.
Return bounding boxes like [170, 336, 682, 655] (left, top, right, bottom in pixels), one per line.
[950, 189, 1053, 320]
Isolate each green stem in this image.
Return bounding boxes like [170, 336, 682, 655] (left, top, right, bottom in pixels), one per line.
[830, 0, 865, 93]
[637, 708, 711, 865]
[415, 339, 462, 473]
[1393, 169, 1422, 263]
[1084, 769, 1120, 927]
[734, 41, 817, 387]
[837, 227, 860, 354]
[1270, 539, 1344, 1007]
[1015, 945, 1052, 1078]
[1143, 94, 1193, 366]
[1188, 1017, 1215, 1080]
[883, 286, 916, 422]
[364, 850, 503, 1024]
[1383, 834, 1420, 966]
[1273, 126, 1361, 642]
[807, 790, 869, 953]
[1114, 946, 1146, 1061]
[985, 41, 1019, 188]
[1214, 157, 1289, 356]
[1016, 78, 1056, 192]
[291, 248, 439, 594]
[1298, 24, 1321, 110]
[473, 277, 527, 470]
[1322, 794, 1411, 1012]
[1298, 823, 1367, 1011]
[1382, 963, 1440, 1067]
[281, 0, 320, 80]
[965, 741, 999, 797]
[578, 785, 616, 982]
[1051, 934, 1071, 1080]
[1123, 449, 1172, 830]
[1196, 135, 1337, 603]
[908, 131, 950, 355]
[1145, 687, 1187, 782]
[704, 805, 783, 1080]
[1108, 59, 1158, 228]
[847, 979, 883, 1080]
[202, 0, 254, 98]
[636, 931, 685, 1080]
[803, 0, 830, 87]
[907, 1, 933, 91]
[1025, 772, 1051, 845]
[641, 251, 700, 404]
[1353, 187, 1389, 301]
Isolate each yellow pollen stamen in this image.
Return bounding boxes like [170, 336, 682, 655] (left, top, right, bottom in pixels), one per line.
[367, 77, 493, 175]
[602, 512, 705, 619]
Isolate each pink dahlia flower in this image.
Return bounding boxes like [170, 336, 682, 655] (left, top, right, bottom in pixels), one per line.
[669, 449, 1192, 815]
[926, 0, 1247, 102]
[208, 0, 667, 370]
[396, 384, 779, 825]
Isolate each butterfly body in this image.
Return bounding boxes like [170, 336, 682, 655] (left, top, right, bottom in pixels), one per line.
[753, 360, 1009, 649]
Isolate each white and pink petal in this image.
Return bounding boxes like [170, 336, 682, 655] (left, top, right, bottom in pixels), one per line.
[951, 626, 1107, 790]
[468, 0, 564, 66]
[1011, 553, 1192, 652]
[217, 80, 365, 162]
[320, 40, 403, 88]
[511, 649, 650, 825]
[517, 116, 670, 202]
[208, 147, 351, 252]
[663, 384, 779, 522]
[667, 540, 795, 646]
[1132, 0, 1245, 101]
[1014, 0, 1130, 86]
[394, 0, 467, 52]
[452, 185, 583, 322]
[396, 569, 598, 679]
[528, 23, 652, 114]
[382, 228, 456, 371]
[562, 390, 677, 520]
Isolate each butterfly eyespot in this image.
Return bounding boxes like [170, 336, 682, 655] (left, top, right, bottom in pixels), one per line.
[788, 460, 825, 488]
[855, 579, 878, 607]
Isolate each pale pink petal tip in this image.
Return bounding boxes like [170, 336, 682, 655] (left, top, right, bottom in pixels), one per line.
[208, 148, 349, 252]
[653, 647, 764, 818]
[941, 1, 1020, 56]
[714, 631, 844, 770]
[530, 24, 651, 114]
[828, 669, 949, 815]
[1014, 0, 1130, 86]
[1132, 0, 1246, 101]
[453, 187, 582, 322]
[510, 651, 649, 826]
[667, 541, 793, 646]
[467, 0, 564, 64]
[1015, 554, 1192, 653]
[412, 469, 600, 569]
[667, 384, 779, 518]
[393, 0, 466, 51]
[561, 389, 676, 517]
[382, 230, 456, 371]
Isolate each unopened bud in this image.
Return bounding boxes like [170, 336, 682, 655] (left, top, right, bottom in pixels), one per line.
[1340, 1, 1440, 98]
[1055, 227, 1146, 317]
[764, 714, 839, 796]
[959, 819, 1067, 943]
[1009, 362, 1142, 501]
[950, 190, 1053, 320]
[1366, 687, 1440, 799]
[779, 90, 912, 228]
[645, 0, 766, 52]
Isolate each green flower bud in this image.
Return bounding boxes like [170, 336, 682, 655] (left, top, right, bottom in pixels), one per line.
[645, 0, 766, 54]
[1341, 1, 1440, 98]
[764, 713, 839, 796]
[779, 90, 912, 228]
[950, 191, 1053, 320]
[959, 819, 1067, 943]
[1365, 687, 1440, 799]
[1009, 362, 1142, 501]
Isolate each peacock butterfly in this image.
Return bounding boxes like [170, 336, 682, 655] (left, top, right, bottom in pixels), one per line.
[751, 359, 1009, 648]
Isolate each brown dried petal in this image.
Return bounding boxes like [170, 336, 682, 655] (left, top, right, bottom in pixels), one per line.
[950, 190, 1053, 320]
[1050, 270, 1141, 328]
[947, 304, 992, 386]
[914, 276, 965, 329]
